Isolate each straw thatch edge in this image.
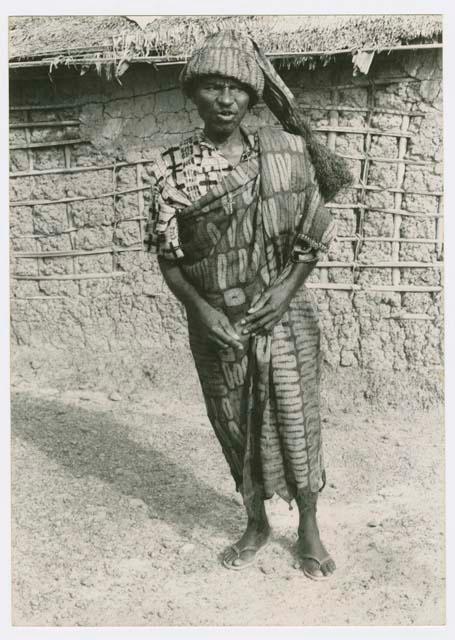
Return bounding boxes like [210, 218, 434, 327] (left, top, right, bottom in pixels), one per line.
[9, 14, 443, 80]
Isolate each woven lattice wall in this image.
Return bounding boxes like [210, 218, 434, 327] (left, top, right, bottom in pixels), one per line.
[10, 107, 152, 285]
[9, 50, 443, 375]
[301, 82, 443, 299]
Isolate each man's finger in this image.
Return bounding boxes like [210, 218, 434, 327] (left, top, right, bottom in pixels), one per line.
[262, 319, 277, 333]
[209, 334, 229, 349]
[213, 327, 243, 351]
[247, 292, 270, 315]
[244, 312, 276, 334]
[220, 319, 241, 341]
[242, 304, 273, 329]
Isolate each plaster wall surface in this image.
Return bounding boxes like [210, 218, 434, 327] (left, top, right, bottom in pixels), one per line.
[9, 50, 443, 403]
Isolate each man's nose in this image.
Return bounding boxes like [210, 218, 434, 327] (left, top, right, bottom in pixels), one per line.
[217, 87, 235, 105]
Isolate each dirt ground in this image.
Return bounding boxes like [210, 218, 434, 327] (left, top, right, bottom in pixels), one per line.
[11, 381, 445, 627]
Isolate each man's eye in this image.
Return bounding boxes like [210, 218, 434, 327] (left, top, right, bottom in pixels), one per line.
[202, 83, 243, 93]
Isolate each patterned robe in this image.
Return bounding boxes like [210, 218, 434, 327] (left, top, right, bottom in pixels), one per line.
[147, 126, 336, 506]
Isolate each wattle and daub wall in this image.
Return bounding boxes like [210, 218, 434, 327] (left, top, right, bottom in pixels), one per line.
[9, 49, 443, 402]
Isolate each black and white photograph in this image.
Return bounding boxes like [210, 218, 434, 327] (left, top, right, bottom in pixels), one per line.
[3, 2, 449, 633]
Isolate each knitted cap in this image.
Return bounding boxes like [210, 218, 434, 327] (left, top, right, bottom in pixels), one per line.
[180, 30, 265, 101]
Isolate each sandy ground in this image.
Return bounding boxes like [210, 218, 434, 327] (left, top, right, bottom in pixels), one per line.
[11, 383, 445, 627]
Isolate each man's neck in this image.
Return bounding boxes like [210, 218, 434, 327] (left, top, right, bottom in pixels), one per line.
[203, 127, 243, 150]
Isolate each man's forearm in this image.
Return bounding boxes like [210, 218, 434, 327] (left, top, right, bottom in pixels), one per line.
[279, 258, 318, 299]
[158, 256, 209, 314]
[158, 254, 317, 319]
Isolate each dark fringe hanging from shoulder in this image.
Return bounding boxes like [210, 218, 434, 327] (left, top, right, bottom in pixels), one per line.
[251, 39, 353, 202]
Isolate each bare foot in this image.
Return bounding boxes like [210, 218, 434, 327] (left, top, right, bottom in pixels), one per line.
[223, 522, 271, 569]
[298, 514, 336, 579]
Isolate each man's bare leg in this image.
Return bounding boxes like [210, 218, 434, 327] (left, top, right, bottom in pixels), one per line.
[296, 491, 336, 578]
[223, 490, 271, 568]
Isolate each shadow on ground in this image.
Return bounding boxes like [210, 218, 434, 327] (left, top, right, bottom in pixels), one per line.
[11, 392, 239, 539]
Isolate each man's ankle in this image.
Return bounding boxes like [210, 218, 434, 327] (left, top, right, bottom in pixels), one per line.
[298, 515, 320, 535]
[247, 515, 269, 530]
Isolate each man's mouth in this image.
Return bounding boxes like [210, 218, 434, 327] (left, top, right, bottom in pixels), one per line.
[216, 112, 236, 121]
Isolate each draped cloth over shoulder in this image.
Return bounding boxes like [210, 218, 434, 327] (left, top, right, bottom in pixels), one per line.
[159, 126, 332, 505]
[179, 29, 353, 202]
[251, 38, 353, 201]
[148, 29, 352, 506]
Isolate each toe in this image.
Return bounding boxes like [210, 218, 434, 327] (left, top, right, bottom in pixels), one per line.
[321, 558, 336, 576]
[304, 559, 324, 578]
[327, 558, 336, 573]
[223, 548, 236, 563]
[232, 550, 254, 567]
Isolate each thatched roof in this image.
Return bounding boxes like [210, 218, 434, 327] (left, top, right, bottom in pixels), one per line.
[9, 15, 138, 60]
[9, 14, 442, 75]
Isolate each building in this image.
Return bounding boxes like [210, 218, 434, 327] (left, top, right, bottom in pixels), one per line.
[9, 15, 443, 407]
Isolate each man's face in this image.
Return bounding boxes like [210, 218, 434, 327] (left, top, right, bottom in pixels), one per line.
[191, 75, 251, 138]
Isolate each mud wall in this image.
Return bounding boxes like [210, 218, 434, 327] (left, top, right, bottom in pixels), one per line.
[9, 49, 443, 401]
